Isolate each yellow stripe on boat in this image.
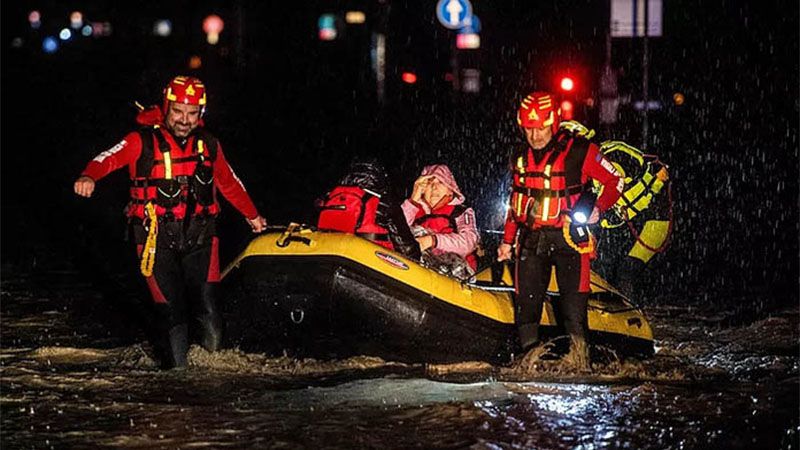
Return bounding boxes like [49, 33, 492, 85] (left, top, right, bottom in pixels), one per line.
[224, 230, 653, 341]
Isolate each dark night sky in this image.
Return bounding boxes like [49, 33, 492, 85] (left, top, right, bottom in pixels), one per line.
[2, 1, 798, 314]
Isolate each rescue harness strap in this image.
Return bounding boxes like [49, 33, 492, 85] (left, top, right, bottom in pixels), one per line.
[512, 184, 584, 199]
[152, 155, 203, 165]
[140, 202, 158, 277]
[354, 192, 374, 231]
[412, 205, 468, 231]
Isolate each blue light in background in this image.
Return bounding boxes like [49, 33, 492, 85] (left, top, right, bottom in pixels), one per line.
[42, 36, 58, 53]
[318, 14, 335, 30]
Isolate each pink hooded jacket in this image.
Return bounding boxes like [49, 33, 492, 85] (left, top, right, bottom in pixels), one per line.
[401, 164, 480, 259]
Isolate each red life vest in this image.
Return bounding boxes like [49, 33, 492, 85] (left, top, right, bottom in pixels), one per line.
[412, 204, 477, 270]
[129, 127, 218, 220]
[510, 133, 589, 228]
[317, 186, 393, 250]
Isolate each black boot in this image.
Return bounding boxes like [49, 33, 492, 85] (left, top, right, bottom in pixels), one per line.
[517, 323, 539, 352]
[196, 284, 222, 351]
[163, 324, 189, 369]
[195, 313, 222, 352]
[566, 336, 591, 372]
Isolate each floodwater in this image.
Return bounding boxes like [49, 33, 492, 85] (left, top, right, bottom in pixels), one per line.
[1, 269, 798, 449]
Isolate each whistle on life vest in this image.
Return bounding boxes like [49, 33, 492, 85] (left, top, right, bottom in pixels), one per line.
[569, 190, 598, 245]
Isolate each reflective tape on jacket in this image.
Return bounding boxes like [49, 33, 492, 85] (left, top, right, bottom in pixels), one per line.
[128, 127, 218, 220]
[510, 133, 589, 227]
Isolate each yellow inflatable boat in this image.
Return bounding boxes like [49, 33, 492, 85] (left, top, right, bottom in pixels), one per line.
[220, 225, 654, 364]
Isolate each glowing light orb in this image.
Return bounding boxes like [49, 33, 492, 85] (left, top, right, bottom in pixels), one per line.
[318, 14, 335, 30]
[345, 11, 366, 24]
[188, 55, 202, 69]
[29, 11, 41, 29]
[560, 77, 575, 92]
[154, 20, 172, 37]
[70, 11, 83, 29]
[456, 33, 480, 49]
[203, 14, 224, 35]
[560, 100, 574, 120]
[401, 72, 417, 84]
[318, 28, 336, 41]
[42, 36, 58, 53]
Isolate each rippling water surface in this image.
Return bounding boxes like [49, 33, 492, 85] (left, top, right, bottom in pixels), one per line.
[2, 269, 798, 449]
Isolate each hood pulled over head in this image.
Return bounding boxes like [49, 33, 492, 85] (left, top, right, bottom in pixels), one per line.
[420, 164, 465, 204]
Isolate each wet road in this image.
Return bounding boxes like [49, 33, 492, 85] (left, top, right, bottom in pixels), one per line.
[1, 268, 798, 449]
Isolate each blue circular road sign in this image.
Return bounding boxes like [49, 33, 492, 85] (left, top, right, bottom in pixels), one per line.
[436, 0, 473, 30]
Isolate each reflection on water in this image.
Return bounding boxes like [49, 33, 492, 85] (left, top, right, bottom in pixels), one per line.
[1, 270, 798, 449]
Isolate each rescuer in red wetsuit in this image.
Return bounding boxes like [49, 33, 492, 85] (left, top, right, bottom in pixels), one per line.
[73, 76, 267, 368]
[497, 91, 623, 368]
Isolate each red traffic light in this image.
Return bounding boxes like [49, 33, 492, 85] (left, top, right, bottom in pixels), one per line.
[401, 72, 417, 84]
[559, 76, 575, 92]
[560, 100, 574, 120]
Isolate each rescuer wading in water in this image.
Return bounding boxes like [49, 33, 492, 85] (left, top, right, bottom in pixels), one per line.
[74, 76, 267, 368]
[497, 91, 623, 369]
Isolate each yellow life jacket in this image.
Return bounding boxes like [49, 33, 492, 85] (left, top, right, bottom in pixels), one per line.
[598, 141, 668, 228]
[557, 121, 668, 229]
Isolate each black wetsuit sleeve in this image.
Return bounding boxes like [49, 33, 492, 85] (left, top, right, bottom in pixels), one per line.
[377, 194, 422, 260]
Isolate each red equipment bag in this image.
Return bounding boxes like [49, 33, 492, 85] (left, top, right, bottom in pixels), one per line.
[317, 186, 374, 233]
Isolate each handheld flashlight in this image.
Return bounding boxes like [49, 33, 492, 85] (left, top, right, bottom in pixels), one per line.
[569, 189, 597, 244]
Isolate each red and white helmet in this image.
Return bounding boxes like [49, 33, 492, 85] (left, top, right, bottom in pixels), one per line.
[163, 76, 207, 114]
[517, 91, 560, 132]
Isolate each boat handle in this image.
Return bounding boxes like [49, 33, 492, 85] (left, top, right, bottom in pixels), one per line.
[277, 223, 301, 247]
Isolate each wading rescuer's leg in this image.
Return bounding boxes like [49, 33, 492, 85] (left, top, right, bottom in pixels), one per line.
[553, 248, 591, 369]
[140, 244, 190, 369]
[183, 236, 223, 352]
[514, 231, 551, 351]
